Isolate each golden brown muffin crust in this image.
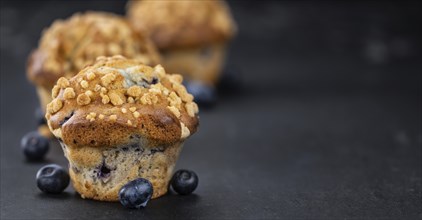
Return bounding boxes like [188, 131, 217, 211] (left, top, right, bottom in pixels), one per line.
[127, 0, 237, 49]
[27, 11, 161, 89]
[46, 56, 199, 148]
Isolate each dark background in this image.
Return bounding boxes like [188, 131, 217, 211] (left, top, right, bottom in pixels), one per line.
[1, 0, 421, 219]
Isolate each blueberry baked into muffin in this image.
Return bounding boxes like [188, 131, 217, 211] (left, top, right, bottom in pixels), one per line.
[27, 11, 161, 111]
[45, 56, 199, 201]
[127, 0, 236, 86]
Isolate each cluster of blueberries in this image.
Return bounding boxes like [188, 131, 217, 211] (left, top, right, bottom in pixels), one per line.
[22, 123, 199, 209]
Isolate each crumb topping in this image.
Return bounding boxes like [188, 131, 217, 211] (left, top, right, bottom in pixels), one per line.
[109, 115, 117, 121]
[46, 56, 199, 140]
[127, 0, 237, 49]
[86, 112, 97, 122]
[167, 106, 180, 118]
[180, 122, 190, 139]
[127, 86, 142, 97]
[185, 102, 199, 118]
[63, 88, 75, 99]
[77, 93, 91, 106]
[80, 80, 89, 89]
[47, 99, 63, 114]
[86, 71, 96, 80]
[52, 85, 60, 98]
[27, 11, 160, 88]
[57, 77, 70, 88]
[101, 73, 116, 87]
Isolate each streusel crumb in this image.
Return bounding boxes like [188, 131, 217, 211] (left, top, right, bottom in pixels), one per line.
[45, 56, 199, 141]
[63, 88, 76, 99]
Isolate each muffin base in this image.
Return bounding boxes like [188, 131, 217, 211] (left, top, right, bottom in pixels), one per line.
[62, 141, 183, 201]
[161, 43, 226, 85]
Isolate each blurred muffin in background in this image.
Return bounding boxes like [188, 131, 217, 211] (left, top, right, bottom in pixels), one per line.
[27, 11, 161, 111]
[127, 0, 236, 98]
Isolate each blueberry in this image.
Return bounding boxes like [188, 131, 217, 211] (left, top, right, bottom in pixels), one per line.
[171, 169, 198, 195]
[119, 178, 153, 209]
[97, 162, 111, 179]
[217, 67, 243, 92]
[35, 107, 47, 126]
[36, 164, 70, 194]
[184, 80, 217, 107]
[21, 131, 49, 161]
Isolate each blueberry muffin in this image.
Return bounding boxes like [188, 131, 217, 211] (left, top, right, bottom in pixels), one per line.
[45, 56, 199, 201]
[27, 11, 161, 111]
[127, 0, 236, 86]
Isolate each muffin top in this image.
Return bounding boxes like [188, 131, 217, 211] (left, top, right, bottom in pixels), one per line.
[46, 56, 199, 148]
[127, 0, 236, 49]
[27, 11, 160, 89]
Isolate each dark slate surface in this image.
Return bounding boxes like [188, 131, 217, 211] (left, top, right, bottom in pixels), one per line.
[1, 1, 421, 219]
